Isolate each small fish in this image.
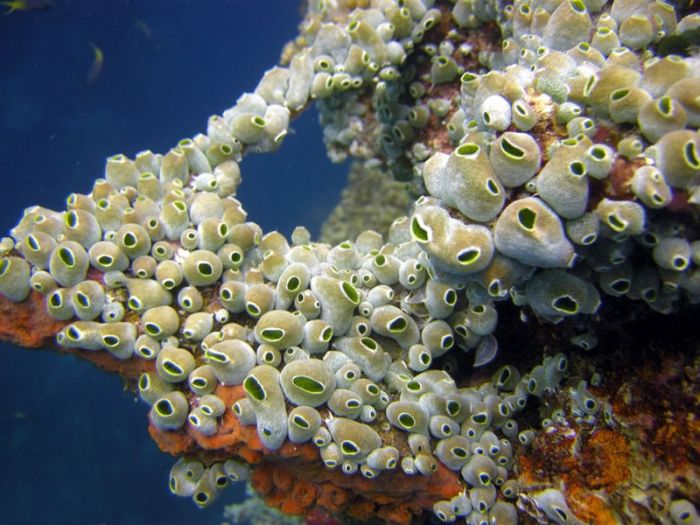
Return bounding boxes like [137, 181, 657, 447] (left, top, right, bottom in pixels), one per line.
[11, 411, 29, 420]
[133, 18, 152, 39]
[1, 0, 53, 14]
[86, 42, 103, 85]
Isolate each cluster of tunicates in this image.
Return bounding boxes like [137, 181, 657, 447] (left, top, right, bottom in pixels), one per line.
[168, 456, 250, 509]
[309, 0, 700, 335]
[233, 342, 575, 522]
[1, 0, 699, 523]
[419, 354, 571, 524]
[0, 139, 571, 517]
[404, 0, 700, 332]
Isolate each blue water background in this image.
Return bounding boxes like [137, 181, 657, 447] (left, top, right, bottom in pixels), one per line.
[0, 1, 347, 523]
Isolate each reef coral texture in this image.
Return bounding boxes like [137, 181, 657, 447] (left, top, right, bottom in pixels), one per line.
[0, 0, 699, 524]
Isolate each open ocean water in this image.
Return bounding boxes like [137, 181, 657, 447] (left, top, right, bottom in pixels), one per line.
[0, 1, 348, 523]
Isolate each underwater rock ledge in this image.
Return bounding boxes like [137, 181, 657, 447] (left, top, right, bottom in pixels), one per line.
[1, 0, 700, 524]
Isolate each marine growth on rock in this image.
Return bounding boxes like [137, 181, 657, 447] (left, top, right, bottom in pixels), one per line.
[1, 1, 699, 524]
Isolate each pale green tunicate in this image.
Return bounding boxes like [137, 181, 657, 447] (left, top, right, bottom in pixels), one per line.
[117, 223, 152, 259]
[244, 283, 275, 318]
[349, 378, 381, 406]
[242, 365, 288, 450]
[49, 241, 90, 287]
[88, 241, 129, 272]
[631, 165, 672, 209]
[46, 287, 76, 320]
[188, 407, 218, 436]
[461, 454, 498, 488]
[526, 270, 599, 319]
[205, 339, 256, 385]
[654, 130, 700, 189]
[20, 231, 56, 270]
[420, 319, 455, 357]
[310, 275, 360, 335]
[366, 445, 399, 471]
[386, 400, 429, 435]
[150, 391, 189, 430]
[424, 279, 457, 319]
[141, 305, 180, 340]
[596, 198, 646, 236]
[70, 280, 106, 321]
[183, 249, 224, 287]
[125, 278, 172, 313]
[99, 322, 137, 359]
[155, 260, 184, 290]
[191, 467, 222, 508]
[188, 365, 217, 396]
[138, 372, 173, 406]
[57, 321, 102, 350]
[275, 262, 311, 310]
[670, 499, 699, 525]
[369, 252, 400, 285]
[536, 145, 589, 219]
[333, 336, 390, 382]
[222, 458, 249, 484]
[279, 358, 336, 407]
[320, 442, 342, 468]
[157, 346, 196, 383]
[433, 500, 456, 523]
[439, 143, 505, 222]
[543, 1, 592, 51]
[489, 132, 541, 188]
[287, 405, 322, 444]
[532, 488, 578, 525]
[30, 270, 57, 295]
[327, 388, 363, 419]
[168, 456, 204, 498]
[608, 87, 651, 125]
[638, 96, 687, 143]
[302, 319, 333, 355]
[653, 237, 691, 272]
[370, 304, 420, 349]
[231, 397, 257, 426]
[411, 204, 495, 275]
[327, 417, 381, 462]
[254, 309, 305, 350]
[494, 197, 575, 268]
[0, 256, 31, 302]
[181, 312, 214, 341]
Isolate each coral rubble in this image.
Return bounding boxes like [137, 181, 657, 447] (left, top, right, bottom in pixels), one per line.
[1, 0, 699, 524]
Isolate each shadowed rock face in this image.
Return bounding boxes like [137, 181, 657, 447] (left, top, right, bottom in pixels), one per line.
[1, 1, 699, 524]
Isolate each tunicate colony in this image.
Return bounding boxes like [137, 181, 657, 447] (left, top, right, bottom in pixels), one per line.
[1, 0, 699, 523]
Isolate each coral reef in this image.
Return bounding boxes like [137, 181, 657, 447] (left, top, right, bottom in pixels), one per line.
[320, 161, 413, 244]
[0, 0, 699, 524]
[222, 483, 304, 525]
